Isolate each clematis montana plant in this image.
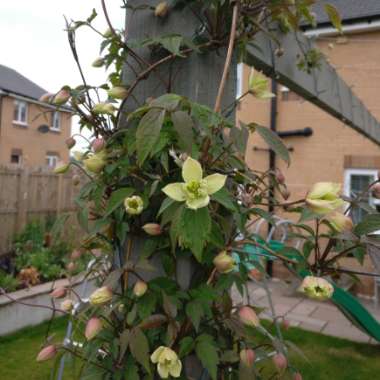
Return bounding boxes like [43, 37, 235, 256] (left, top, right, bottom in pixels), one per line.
[26, 1, 380, 380]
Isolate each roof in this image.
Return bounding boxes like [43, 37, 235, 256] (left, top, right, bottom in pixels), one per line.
[0, 64, 47, 100]
[312, 0, 380, 26]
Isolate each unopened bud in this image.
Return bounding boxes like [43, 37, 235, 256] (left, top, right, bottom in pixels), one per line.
[133, 280, 148, 297]
[124, 196, 144, 215]
[372, 183, 380, 199]
[155, 1, 169, 17]
[92, 138, 105, 153]
[72, 175, 81, 186]
[85, 317, 103, 340]
[142, 223, 162, 236]
[92, 57, 104, 68]
[213, 251, 235, 274]
[39, 92, 53, 103]
[65, 137, 76, 149]
[326, 212, 353, 233]
[294, 373, 303, 380]
[53, 161, 70, 174]
[71, 249, 82, 260]
[273, 353, 287, 371]
[83, 152, 107, 173]
[240, 349, 255, 367]
[92, 102, 116, 115]
[280, 186, 290, 200]
[103, 28, 113, 38]
[107, 86, 128, 99]
[50, 287, 67, 299]
[61, 299, 74, 312]
[282, 319, 290, 330]
[53, 88, 71, 105]
[238, 306, 260, 327]
[66, 262, 76, 272]
[89, 286, 113, 305]
[275, 169, 285, 184]
[36, 345, 57, 362]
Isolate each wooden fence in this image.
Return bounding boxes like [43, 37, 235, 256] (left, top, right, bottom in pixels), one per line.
[0, 165, 82, 255]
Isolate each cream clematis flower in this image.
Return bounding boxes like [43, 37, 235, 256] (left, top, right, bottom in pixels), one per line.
[306, 182, 345, 214]
[299, 276, 334, 301]
[162, 157, 227, 210]
[151, 346, 182, 379]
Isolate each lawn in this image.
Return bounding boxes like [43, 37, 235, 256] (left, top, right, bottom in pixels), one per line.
[0, 318, 379, 379]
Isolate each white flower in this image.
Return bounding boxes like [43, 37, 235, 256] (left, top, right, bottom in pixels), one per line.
[162, 157, 226, 210]
[151, 346, 182, 379]
[299, 276, 334, 301]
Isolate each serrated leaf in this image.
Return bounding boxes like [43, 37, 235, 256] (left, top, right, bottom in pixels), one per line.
[129, 328, 150, 373]
[186, 301, 203, 331]
[171, 110, 194, 153]
[211, 188, 236, 211]
[104, 188, 134, 216]
[179, 337, 195, 357]
[136, 108, 165, 165]
[354, 214, 380, 236]
[324, 3, 342, 33]
[230, 124, 249, 156]
[254, 124, 290, 164]
[150, 93, 182, 111]
[195, 336, 219, 380]
[160, 35, 183, 56]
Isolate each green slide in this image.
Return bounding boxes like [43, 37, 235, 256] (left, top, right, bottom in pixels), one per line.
[234, 240, 380, 342]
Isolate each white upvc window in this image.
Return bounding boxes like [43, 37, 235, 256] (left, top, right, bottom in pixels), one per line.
[46, 154, 59, 168]
[51, 111, 61, 131]
[236, 63, 244, 99]
[344, 169, 380, 224]
[13, 100, 28, 125]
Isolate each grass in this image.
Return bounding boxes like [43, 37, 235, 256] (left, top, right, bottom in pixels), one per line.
[0, 318, 379, 379]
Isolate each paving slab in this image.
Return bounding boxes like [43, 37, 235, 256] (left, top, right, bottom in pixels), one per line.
[322, 322, 371, 343]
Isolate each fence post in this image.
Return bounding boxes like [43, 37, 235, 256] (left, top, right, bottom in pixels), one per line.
[56, 173, 64, 214]
[16, 167, 29, 232]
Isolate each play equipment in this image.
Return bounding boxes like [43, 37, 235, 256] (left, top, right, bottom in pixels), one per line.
[234, 218, 380, 343]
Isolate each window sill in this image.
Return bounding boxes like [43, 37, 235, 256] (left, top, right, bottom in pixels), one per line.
[49, 128, 61, 133]
[12, 121, 28, 127]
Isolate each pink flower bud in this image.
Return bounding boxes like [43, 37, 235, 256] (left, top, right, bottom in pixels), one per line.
[238, 306, 260, 327]
[39, 93, 53, 103]
[372, 183, 380, 199]
[66, 262, 76, 272]
[273, 353, 287, 371]
[36, 345, 57, 362]
[213, 251, 235, 274]
[71, 249, 82, 260]
[85, 317, 103, 340]
[275, 169, 285, 184]
[65, 137, 76, 149]
[240, 349, 255, 367]
[50, 287, 67, 299]
[142, 223, 162, 236]
[72, 175, 81, 186]
[53, 88, 71, 105]
[155, 1, 169, 17]
[282, 319, 290, 330]
[133, 280, 148, 297]
[92, 138, 105, 153]
[61, 299, 74, 312]
[294, 372, 303, 380]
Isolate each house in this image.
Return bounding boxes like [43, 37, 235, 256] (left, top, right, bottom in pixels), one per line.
[237, 0, 380, 295]
[0, 64, 71, 167]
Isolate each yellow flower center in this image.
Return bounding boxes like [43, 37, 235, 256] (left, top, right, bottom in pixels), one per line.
[185, 180, 207, 199]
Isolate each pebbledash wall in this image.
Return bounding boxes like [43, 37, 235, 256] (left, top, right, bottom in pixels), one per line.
[238, 30, 380, 296]
[0, 96, 71, 166]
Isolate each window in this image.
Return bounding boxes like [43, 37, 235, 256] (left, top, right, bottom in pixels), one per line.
[236, 63, 244, 99]
[10, 149, 22, 164]
[13, 100, 28, 124]
[51, 111, 61, 131]
[344, 169, 380, 224]
[46, 153, 59, 168]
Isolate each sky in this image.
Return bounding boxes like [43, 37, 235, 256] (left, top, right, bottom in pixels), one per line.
[0, 0, 125, 146]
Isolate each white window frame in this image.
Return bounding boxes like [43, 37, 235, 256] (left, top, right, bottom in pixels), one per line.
[236, 63, 244, 99]
[46, 154, 59, 168]
[344, 168, 380, 206]
[13, 100, 28, 125]
[51, 111, 61, 131]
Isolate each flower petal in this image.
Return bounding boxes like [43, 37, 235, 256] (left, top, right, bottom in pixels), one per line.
[182, 157, 202, 183]
[186, 195, 210, 210]
[162, 183, 186, 202]
[151, 346, 165, 363]
[157, 363, 170, 379]
[204, 173, 227, 195]
[169, 360, 182, 378]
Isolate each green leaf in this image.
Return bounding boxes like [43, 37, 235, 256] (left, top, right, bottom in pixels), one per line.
[211, 188, 237, 211]
[186, 301, 204, 331]
[354, 214, 380, 236]
[105, 188, 134, 216]
[254, 124, 290, 164]
[160, 35, 183, 56]
[136, 108, 166, 165]
[179, 337, 195, 357]
[180, 207, 211, 261]
[231, 123, 249, 156]
[158, 197, 176, 216]
[195, 335, 219, 380]
[324, 3, 342, 33]
[125, 355, 139, 380]
[150, 94, 182, 111]
[129, 328, 151, 373]
[171, 110, 194, 153]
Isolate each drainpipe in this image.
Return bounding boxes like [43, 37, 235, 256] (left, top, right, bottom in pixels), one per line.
[267, 79, 278, 277]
